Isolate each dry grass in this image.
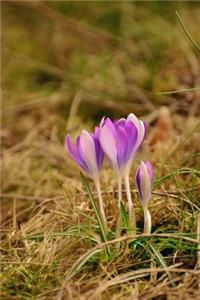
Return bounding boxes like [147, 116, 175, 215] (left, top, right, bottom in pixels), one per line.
[1, 2, 200, 299]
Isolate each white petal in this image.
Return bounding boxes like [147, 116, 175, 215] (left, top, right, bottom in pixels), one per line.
[80, 130, 98, 178]
[128, 113, 145, 149]
[137, 120, 145, 146]
[127, 113, 140, 129]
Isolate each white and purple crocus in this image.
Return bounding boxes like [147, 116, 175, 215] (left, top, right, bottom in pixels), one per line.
[99, 114, 146, 229]
[66, 130, 107, 228]
[135, 161, 154, 234]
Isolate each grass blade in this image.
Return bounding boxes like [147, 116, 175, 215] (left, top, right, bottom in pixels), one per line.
[65, 248, 101, 281]
[149, 244, 172, 282]
[176, 11, 200, 52]
[120, 201, 131, 233]
[156, 87, 200, 95]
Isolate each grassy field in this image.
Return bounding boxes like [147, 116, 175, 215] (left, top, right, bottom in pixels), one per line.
[1, 1, 200, 299]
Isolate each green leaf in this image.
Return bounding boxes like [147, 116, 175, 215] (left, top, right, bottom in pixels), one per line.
[120, 201, 131, 233]
[149, 244, 172, 282]
[65, 248, 101, 281]
[154, 167, 200, 188]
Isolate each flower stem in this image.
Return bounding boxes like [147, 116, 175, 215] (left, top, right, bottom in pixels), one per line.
[124, 174, 136, 234]
[143, 207, 152, 234]
[95, 180, 108, 232]
[117, 175, 122, 208]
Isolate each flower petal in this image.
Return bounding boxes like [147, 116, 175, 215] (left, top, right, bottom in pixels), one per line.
[145, 160, 154, 185]
[93, 135, 104, 170]
[135, 166, 142, 198]
[66, 135, 88, 171]
[79, 130, 99, 178]
[99, 116, 106, 127]
[124, 121, 138, 160]
[135, 161, 152, 206]
[127, 113, 146, 149]
[99, 123, 118, 167]
[116, 118, 126, 126]
[116, 125, 128, 167]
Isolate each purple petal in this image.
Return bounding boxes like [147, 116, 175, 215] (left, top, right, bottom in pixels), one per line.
[104, 118, 117, 139]
[76, 136, 90, 172]
[135, 166, 142, 198]
[135, 161, 152, 205]
[66, 135, 88, 171]
[93, 126, 104, 169]
[94, 126, 100, 139]
[116, 125, 128, 167]
[79, 131, 98, 173]
[116, 118, 126, 126]
[145, 160, 153, 186]
[93, 135, 104, 170]
[124, 121, 138, 160]
[99, 123, 118, 167]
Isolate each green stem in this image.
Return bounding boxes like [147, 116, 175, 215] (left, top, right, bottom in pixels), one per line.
[143, 207, 152, 234]
[124, 174, 136, 234]
[117, 175, 122, 208]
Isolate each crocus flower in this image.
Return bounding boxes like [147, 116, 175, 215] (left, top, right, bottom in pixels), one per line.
[117, 113, 147, 172]
[116, 113, 147, 231]
[66, 130, 107, 230]
[99, 117, 138, 209]
[99, 117, 138, 173]
[66, 130, 103, 182]
[135, 161, 154, 234]
[99, 114, 146, 234]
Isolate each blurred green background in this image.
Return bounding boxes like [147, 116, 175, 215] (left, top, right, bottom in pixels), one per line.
[2, 1, 200, 146]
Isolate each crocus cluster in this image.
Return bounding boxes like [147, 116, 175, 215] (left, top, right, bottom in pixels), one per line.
[66, 113, 153, 234]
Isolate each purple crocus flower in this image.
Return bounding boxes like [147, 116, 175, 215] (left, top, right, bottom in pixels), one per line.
[98, 114, 146, 232]
[99, 117, 138, 213]
[135, 160, 153, 206]
[135, 160, 154, 234]
[118, 113, 147, 163]
[66, 130, 107, 230]
[99, 117, 138, 174]
[66, 130, 104, 182]
[120, 114, 147, 232]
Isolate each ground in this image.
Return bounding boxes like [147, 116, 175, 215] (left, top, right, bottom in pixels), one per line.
[1, 2, 200, 299]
